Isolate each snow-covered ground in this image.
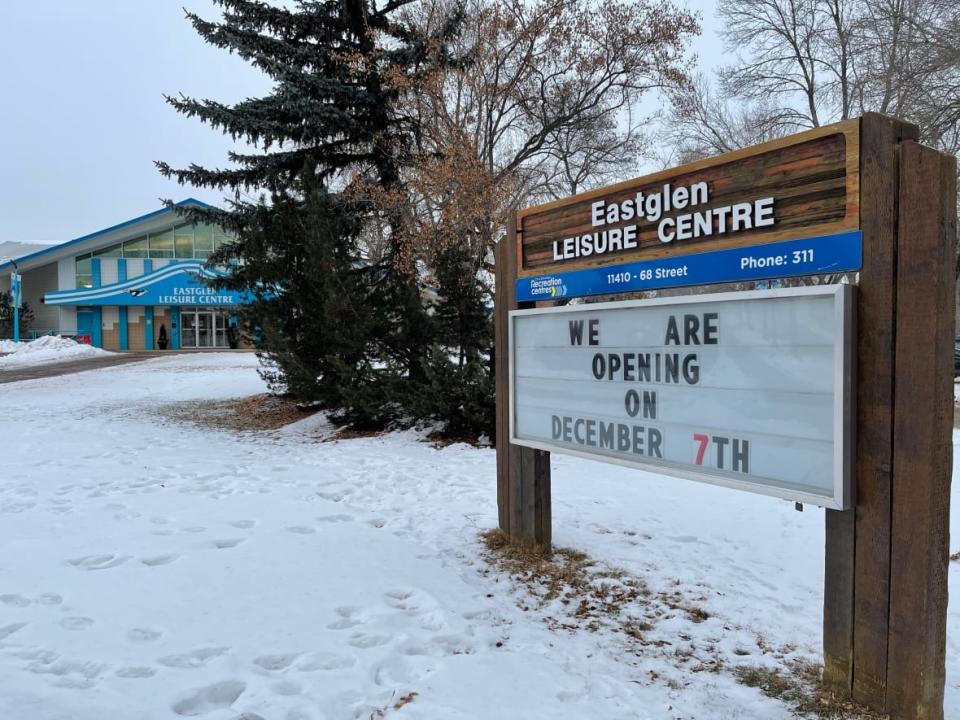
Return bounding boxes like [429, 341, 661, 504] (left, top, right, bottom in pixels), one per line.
[0, 336, 112, 368]
[0, 353, 956, 720]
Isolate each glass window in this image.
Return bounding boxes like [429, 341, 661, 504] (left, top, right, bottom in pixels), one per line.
[174, 224, 194, 259]
[93, 243, 122, 258]
[149, 228, 174, 258]
[213, 226, 232, 252]
[194, 223, 214, 259]
[75, 254, 93, 289]
[123, 236, 148, 258]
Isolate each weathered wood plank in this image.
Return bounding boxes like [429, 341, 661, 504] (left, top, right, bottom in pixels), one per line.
[494, 217, 518, 533]
[885, 143, 955, 720]
[497, 213, 553, 548]
[823, 506, 856, 692]
[521, 134, 846, 240]
[518, 447, 551, 548]
[850, 113, 917, 708]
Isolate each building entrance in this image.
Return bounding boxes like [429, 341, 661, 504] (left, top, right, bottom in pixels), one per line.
[180, 309, 230, 348]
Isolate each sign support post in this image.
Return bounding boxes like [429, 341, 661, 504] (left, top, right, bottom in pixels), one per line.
[823, 114, 956, 720]
[495, 216, 551, 549]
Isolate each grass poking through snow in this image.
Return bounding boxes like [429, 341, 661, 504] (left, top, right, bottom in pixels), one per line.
[735, 661, 890, 720]
[480, 528, 894, 720]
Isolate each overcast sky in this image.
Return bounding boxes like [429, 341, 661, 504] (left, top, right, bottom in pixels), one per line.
[0, 0, 723, 246]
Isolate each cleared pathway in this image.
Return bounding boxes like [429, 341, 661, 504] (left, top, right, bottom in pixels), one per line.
[0, 350, 252, 384]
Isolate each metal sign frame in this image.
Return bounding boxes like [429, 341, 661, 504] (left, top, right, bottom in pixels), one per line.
[508, 284, 855, 509]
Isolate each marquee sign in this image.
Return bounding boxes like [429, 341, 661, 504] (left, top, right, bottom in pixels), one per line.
[508, 285, 854, 508]
[516, 121, 860, 300]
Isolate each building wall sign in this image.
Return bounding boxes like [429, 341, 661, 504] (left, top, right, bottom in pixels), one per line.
[509, 285, 854, 509]
[44, 261, 252, 307]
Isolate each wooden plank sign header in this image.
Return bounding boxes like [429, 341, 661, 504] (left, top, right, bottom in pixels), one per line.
[517, 120, 860, 277]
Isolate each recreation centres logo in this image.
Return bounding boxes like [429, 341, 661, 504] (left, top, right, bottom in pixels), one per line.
[528, 275, 568, 298]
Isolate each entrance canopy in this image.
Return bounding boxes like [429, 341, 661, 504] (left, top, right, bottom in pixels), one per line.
[44, 261, 252, 307]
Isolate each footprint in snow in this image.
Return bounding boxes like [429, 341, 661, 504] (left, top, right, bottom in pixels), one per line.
[67, 554, 131, 571]
[171, 680, 246, 717]
[348, 632, 392, 649]
[315, 514, 353, 523]
[229, 520, 256, 529]
[0, 622, 29, 641]
[27, 658, 106, 689]
[127, 627, 163, 643]
[116, 666, 157, 679]
[183, 526, 207, 533]
[294, 652, 356, 672]
[326, 606, 363, 630]
[158, 646, 231, 669]
[36, 593, 63, 606]
[2, 502, 36, 513]
[141, 554, 180, 567]
[317, 490, 354, 503]
[384, 589, 428, 612]
[272, 680, 302, 696]
[212, 538, 245, 550]
[372, 655, 420, 687]
[0, 594, 31, 607]
[253, 653, 300, 671]
[286, 526, 316, 535]
[59, 617, 94, 631]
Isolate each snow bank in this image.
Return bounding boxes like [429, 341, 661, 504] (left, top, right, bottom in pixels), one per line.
[0, 335, 112, 368]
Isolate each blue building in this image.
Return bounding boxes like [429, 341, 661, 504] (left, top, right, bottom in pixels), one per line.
[0, 200, 251, 350]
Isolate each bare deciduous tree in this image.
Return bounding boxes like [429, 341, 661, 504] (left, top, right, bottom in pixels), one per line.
[665, 0, 959, 160]
[366, 0, 698, 277]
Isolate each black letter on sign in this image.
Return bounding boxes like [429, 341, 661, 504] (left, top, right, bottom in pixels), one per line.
[648, 428, 663, 458]
[682, 354, 700, 385]
[665, 316, 681, 345]
[607, 354, 622, 380]
[592, 353, 605, 380]
[683, 314, 700, 344]
[552, 415, 562, 439]
[703, 313, 719, 344]
[624, 389, 640, 417]
[732, 438, 749, 473]
[712, 436, 729, 469]
[588, 319, 600, 345]
[569, 320, 584, 346]
[642, 391, 657, 419]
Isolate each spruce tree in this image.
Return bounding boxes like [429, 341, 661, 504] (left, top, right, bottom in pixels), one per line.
[157, 0, 463, 418]
[414, 243, 494, 438]
[0, 294, 33, 340]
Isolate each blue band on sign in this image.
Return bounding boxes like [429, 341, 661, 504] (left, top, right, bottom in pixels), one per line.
[515, 230, 862, 302]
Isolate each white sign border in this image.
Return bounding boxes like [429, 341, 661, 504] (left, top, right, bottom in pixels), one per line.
[508, 284, 855, 510]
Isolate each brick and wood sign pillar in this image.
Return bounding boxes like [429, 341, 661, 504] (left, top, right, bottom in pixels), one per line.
[823, 114, 956, 720]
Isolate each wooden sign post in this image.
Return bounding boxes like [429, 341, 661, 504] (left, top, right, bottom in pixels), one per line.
[494, 113, 956, 719]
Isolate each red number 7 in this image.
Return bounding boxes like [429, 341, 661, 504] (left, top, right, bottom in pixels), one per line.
[693, 433, 709, 465]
